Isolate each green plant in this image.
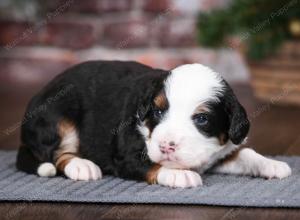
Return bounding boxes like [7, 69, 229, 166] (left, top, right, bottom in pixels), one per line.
[197, 0, 300, 60]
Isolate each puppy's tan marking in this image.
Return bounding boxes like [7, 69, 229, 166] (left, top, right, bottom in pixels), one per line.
[55, 153, 76, 172]
[154, 92, 167, 109]
[54, 119, 79, 172]
[57, 119, 77, 139]
[146, 164, 162, 184]
[193, 104, 209, 114]
[144, 119, 153, 138]
[219, 147, 243, 166]
[219, 133, 228, 145]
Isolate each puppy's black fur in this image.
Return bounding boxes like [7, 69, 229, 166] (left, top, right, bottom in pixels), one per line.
[17, 61, 169, 181]
[16, 60, 249, 182]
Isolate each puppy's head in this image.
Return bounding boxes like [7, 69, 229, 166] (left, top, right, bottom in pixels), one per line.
[138, 64, 249, 169]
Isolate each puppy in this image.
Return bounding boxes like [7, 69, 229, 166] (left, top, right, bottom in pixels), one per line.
[16, 61, 291, 188]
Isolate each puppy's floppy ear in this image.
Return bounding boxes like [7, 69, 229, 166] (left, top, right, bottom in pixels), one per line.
[222, 82, 250, 145]
[137, 99, 152, 121]
[136, 72, 167, 121]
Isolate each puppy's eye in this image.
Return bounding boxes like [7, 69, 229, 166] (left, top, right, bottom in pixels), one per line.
[193, 113, 208, 126]
[153, 109, 163, 119]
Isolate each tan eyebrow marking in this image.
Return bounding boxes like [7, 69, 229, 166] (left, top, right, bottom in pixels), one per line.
[193, 104, 210, 114]
[219, 148, 243, 165]
[154, 92, 168, 109]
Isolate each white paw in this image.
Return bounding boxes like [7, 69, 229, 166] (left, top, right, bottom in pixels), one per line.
[64, 157, 102, 181]
[259, 159, 292, 179]
[37, 162, 57, 177]
[157, 167, 202, 188]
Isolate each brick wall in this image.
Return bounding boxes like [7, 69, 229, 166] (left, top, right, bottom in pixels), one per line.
[0, 0, 248, 89]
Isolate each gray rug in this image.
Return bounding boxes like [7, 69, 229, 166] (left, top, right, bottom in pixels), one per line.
[0, 151, 300, 207]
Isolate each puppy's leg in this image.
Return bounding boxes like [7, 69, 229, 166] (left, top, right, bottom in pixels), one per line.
[118, 161, 202, 188]
[56, 154, 102, 181]
[212, 148, 291, 179]
[55, 119, 102, 181]
[17, 144, 57, 176]
[115, 152, 202, 188]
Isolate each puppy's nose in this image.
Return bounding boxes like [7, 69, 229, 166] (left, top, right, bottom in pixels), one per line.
[159, 141, 177, 154]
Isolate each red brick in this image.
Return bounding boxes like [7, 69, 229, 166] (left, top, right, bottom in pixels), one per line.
[0, 48, 77, 88]
[43, 0, 74, 14]
[0, 21, 38, 49]
[171, 0, 202, 15]
[156, 19, 197, 47]
[0, 20, 96, 49]
[45, 0, 133, 14]
[143, 0, 171, 13]
[103, 19, 150, 48]
[200, 0, 229, 11]
[38, 20, 96, 49]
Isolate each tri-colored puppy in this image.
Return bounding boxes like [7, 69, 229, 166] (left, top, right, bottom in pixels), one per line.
[16, 61, 291, 187]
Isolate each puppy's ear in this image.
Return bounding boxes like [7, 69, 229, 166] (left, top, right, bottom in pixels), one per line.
[222, 82, 250, 145]
[136, 73, 167, 121]
[137, 101, 151, 121]
[136, 82, 155, 121]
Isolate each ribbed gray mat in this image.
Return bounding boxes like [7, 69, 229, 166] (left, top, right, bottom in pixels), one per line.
[0, 151, 300, 207]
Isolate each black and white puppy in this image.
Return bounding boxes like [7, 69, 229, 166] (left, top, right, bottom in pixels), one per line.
[16, 61, 291, 188]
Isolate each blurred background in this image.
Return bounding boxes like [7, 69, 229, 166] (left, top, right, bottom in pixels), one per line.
[0, 0, 300, 156]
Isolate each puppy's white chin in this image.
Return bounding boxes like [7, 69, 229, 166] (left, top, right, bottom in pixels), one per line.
[147, 148, 186, 168]
[147, 148, 207, 170]
[160, 160, 188, 169]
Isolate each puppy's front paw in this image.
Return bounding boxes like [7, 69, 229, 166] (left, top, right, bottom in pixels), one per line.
[157, 167, 202, 188]
[64, 157, 102, 181]
[259, 159, 292, 179]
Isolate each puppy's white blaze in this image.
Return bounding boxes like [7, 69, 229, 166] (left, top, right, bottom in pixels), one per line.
[166, 64, 224, 108]
[37, 162, 57, 177]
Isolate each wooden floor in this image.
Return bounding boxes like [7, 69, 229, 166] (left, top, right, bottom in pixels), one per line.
[0, 84, 300, 220]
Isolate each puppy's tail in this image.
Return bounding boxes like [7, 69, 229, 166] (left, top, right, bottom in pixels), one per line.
[16, 145, 57, 177]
